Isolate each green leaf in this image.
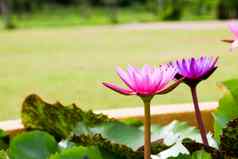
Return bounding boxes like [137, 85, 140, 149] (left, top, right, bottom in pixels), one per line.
[168, 150, 212, 159]
[72, 121, 213, 159]
[0, 130, 7, 139]
[168, 153, 191, 159]
[88, 120, 208, 150]
[182, 138, 222, 159]
[158, 142, 189, 159]
[21, 94, 215, 159]
[71, 134, 143, 159]
[220, 118, 238, 158]
[76, 120, 205, 151]
[213, 111, 230, 143]
[121, 118, 144, 127]
[90, 121, 145, 150]
[0, 150, 8, 159]
[21, 94, 113, 138]
[214, 79, 238, 142]
[191, 150, 212, 159]
[9, 131, 58, 159]
[0, 129, 9, 150]
[220, 79, 238, 101]
[49, 146, 103, 159]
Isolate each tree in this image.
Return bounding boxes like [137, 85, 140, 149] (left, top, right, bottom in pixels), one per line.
[0, 0, 15, 29]
[103, 0, 119, 24]
[159, 0, 185, 20]
[146, 0, 159, 16]
[217, 0, 238, 19]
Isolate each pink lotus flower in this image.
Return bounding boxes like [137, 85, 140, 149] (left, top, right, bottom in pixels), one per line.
[174, 56, 218, 86]
[223, 21, 238, 51]
[103, 65, 181, 97]
[103, 64, 183, 159]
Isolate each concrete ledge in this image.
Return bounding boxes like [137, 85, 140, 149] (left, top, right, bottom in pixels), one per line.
[0, 120, 24, 136]
[97, 102, 218, 131]
[0, 102, 218, 135]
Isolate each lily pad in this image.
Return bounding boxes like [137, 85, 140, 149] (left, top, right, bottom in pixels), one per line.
[9, 131, 58, 159]
[89, 121, 145, 150]
[21, 94, 216, 159]
[22, 94, 113, 139]
[49, 146, 103, 159]
[71, 134, 143, 159]
[214, 79, 238, 142]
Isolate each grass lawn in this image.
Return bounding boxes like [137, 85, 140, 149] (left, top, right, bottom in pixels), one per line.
[0, 26, 236, 120]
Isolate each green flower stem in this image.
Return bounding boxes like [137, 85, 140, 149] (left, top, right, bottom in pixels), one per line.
[190, 86, 209, 146]
[142, 96, 152, 159]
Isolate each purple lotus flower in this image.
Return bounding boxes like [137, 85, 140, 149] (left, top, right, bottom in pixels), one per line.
[223, 21, 238, 51]
[174, 56, 218, 86]
[173, 56, 218, 146]
[103, 64, 181, 97]
[103, 64, 182, 159]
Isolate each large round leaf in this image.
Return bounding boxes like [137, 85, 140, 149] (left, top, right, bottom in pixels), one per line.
[90, 121, 144, 150]
[87, 120, 208, 150]
[75, 120, 215, 155]
[9, 131, 58, 159]
[49, 146, 103, 159]
[214, 79, 238, 142]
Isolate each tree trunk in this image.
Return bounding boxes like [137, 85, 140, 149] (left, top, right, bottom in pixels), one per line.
[0, 0, 15, 29]
[108, 3, 118, 24]
[146, 0, 159, 16]
[78, 0, 91, 18]
[104, 0, 119, 24]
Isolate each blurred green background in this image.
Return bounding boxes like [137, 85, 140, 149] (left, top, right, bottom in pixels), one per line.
[1, 0, 238, 29]
[0, 0, 237, 120]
